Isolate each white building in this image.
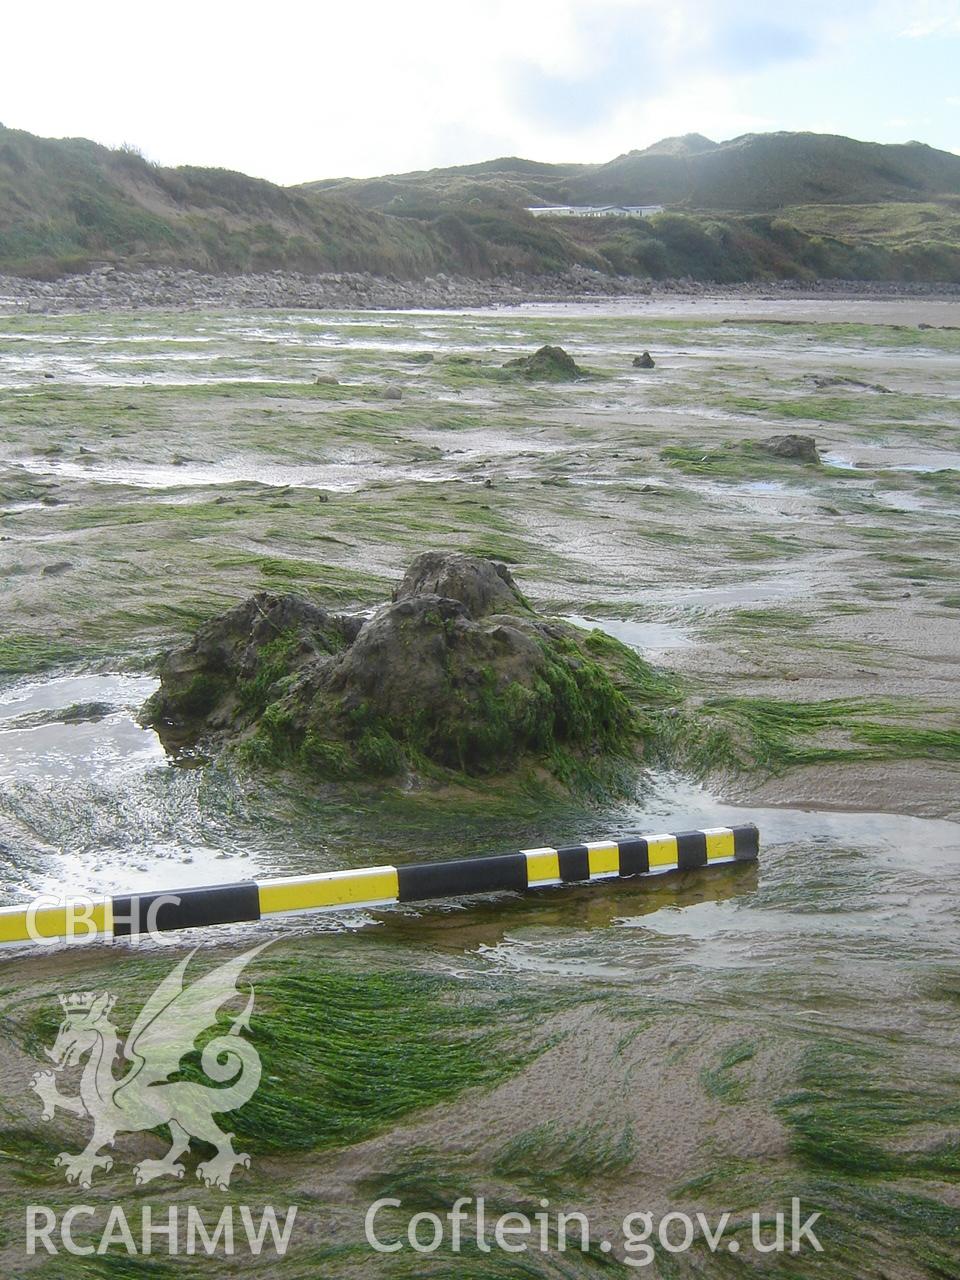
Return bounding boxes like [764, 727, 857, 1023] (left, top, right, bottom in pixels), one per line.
[527, 204, 664, 218]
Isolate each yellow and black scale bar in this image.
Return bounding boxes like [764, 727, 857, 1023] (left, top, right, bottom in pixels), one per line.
[0, 824, 758, 945]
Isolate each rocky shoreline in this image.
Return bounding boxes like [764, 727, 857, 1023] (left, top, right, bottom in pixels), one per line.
[2, 265, 959, 314]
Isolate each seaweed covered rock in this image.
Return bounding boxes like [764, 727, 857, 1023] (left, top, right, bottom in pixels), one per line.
[394, 551, 528, 618]
[807, 375, 891, 394]
[141, 593, 362, 733]
[762, 434, 820, 463]
[144, 553, 668, 791]
[503, 345, 584, 380]
[633, 351, 655, 368]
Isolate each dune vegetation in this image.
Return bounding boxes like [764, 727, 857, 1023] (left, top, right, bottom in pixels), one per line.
[2, 124, 960, 282]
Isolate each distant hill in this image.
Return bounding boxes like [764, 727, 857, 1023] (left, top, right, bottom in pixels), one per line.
[302, 131, 960, 214]
[1, 124, 959, 284]
[572, 132, 960, 210]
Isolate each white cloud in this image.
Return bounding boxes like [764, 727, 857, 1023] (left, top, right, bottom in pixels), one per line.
[893, 0, 960, 37]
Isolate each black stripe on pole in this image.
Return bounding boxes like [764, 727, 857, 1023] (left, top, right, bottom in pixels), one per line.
[676, 830, 708, 871]
[556, 844, 591, 883]
[112, 882, 262, 936]
[733, 824, 760, 861]
[617, 838, 650, 877]
[397, 853, 528, 903]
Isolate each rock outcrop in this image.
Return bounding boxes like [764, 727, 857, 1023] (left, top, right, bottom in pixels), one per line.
[633, 351, 655, 368]
[807, 374, 892, 394]
[503, 345, 585, 380]
[393, 551, 529, 618]
[143, 553, 652, 790]
[761, 434, 820, 462]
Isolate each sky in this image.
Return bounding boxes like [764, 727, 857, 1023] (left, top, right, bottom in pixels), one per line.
[2, 0, 959, 184]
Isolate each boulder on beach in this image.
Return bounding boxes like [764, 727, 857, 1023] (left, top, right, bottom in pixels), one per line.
[807, 374, 891, 394]
[633, 351, 655, 368]
[761, 434, 820, 463]
[393, 550, 529, 618]
[143, 552, 654, 791]
[503, 345, 585, 380]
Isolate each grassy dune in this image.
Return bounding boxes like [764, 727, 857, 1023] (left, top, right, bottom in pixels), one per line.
[3, 125, 960, 282]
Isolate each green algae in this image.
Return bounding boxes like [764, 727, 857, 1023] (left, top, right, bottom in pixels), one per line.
[723, 390, 951, 426]
[659, 695, 960, 775]
[0, 635, 111, 676]
[240, 625, 650, 795]
[144, 671, 227, 722]
[778, 1040, 960, 1179]
[716, 607, 815, 634]
[493, 1122, 636, 1187]
[235, 628, 334, 715]
[700, 1040, 757, 1102]
[0, 1125, 74, 1189]
[6, 945, 537, 1161]
[659, 440, 859, 484]
[224, 953, 535, 1154]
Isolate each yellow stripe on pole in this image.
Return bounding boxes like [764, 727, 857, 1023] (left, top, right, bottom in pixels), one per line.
[523, 847, 561, 886]
[0, 898, 113, 945]
[585, 841, 620, 879]
[646, 833, 679, 869]
[257, 866, 399, 915]
[703, 827, 736, 861]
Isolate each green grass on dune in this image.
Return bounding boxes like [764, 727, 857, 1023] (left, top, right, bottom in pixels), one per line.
[4, 123, 960, 282]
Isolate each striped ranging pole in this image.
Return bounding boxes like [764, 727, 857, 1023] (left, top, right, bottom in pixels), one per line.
[0, 824, 758, 946]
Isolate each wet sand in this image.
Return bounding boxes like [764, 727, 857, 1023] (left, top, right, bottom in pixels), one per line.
[0, 296, 958, 1278]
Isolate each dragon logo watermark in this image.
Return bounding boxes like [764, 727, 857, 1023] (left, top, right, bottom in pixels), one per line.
[30, 943, 270, 1191]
